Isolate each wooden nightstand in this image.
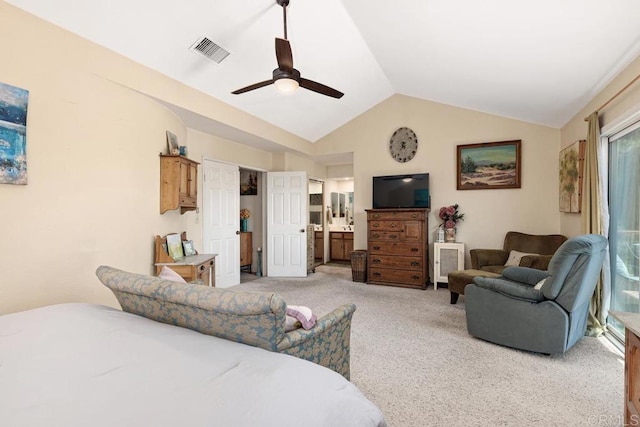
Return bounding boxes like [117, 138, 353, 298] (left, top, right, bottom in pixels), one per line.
[434, 242, 465, 290]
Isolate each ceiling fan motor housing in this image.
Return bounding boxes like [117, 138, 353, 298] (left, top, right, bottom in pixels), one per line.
[273, 68, 300, 82]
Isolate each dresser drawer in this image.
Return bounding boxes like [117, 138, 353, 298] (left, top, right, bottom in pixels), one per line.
[369, 242, 423, 256]
[369, 268, 424, 287]
[369, 230, 403, 241]
[369, 255, 422, 270]
[368, 220, 405, 231]
[367, 211, 425, 221]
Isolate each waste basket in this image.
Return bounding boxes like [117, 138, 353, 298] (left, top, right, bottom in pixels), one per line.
[350, 250, 367, 283]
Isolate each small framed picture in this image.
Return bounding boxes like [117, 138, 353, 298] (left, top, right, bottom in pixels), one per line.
[182, 240, 196, 256]
[166, 131, 179, 155]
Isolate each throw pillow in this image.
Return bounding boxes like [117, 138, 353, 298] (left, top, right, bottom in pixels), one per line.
[285, 305, 317, 332]
[505, 250, 538, 267]
[158, 266, 187, 283]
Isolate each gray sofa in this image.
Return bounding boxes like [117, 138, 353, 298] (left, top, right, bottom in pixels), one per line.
[464, 234, 607, 354]
[96, 265, 355, 379]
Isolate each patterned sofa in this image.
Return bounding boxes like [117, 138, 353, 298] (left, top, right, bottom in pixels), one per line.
[96, 266, 355, 379]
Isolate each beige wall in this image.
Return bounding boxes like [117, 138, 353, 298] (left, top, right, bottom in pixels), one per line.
[0, 3, 305, 314]
[9, 0, 631, 313]
[560, 55, 640, 237]
[314, 94, 562, 269]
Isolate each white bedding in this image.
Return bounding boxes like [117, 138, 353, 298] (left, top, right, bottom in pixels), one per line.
[0, 303, 386, 427]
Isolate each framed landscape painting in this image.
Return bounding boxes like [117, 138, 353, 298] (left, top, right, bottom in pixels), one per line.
[0, 82, 29, 185]
[457, 140, 521, 190]
[559, 140, 585, 213]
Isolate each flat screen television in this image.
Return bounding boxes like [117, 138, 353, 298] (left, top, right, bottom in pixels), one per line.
[372, 173, 430, 209]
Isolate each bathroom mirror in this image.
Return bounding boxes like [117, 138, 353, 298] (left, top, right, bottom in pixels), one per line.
[331, 192, 339, 217]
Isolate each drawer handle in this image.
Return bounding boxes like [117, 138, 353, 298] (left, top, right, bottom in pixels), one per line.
[412, 214, 417, 218]
[373, 246, 381, 250]
[372, 233, 380, 238]
[390, 223, 397, 228]
[372, 259, 381, 264]
[372, 223, 380, 228]
[373, 214, 379, 219]
[411, 248, 419, 252]
[412, 275, 420, 280]
[199, 265, 205, 271]
[373, 272, 381, 277]
[411, 261, 419, 267]
[390, 235, 398, 239]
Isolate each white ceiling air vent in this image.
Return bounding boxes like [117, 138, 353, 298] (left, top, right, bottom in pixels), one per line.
[190, 37, 230, 64]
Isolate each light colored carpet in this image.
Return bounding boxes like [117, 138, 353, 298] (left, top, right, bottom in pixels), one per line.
[233, 265, 624, 427]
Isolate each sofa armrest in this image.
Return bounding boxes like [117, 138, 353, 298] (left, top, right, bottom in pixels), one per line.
[501, 266, 550, 286]
[519, 255, 553, 270]
[473, 276, 545, 302]
[277, 304, 356, 380]
[470, 249, 509, 269]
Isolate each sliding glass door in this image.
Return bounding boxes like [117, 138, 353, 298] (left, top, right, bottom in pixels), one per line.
[608, 120, 640, 339]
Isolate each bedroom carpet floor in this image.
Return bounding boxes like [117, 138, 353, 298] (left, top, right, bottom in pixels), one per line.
[232, 265, 624, 427]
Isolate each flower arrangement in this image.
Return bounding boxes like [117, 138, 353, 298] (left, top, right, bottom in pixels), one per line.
[240, 208, 251, 219]
[438, 204, 464, 229]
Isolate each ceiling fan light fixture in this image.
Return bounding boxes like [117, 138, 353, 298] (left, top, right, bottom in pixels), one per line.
[274, 77, 299, 93]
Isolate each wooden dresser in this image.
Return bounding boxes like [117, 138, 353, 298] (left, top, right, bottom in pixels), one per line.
[366, 208, 429, 290]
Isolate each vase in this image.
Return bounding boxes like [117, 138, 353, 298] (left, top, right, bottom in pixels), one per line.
[445, 228, 456, 242]
[240, 218, 248, 232]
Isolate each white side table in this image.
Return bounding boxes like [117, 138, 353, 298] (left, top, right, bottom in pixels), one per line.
[433, 242, 465, 290]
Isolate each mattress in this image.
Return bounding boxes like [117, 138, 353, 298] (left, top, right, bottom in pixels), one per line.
[0, 303, 386, 427]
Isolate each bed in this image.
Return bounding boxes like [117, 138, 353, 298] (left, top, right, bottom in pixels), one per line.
[0, 303, 387, 427]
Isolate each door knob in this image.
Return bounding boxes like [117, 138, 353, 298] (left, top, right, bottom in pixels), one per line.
[300, 228, 306, 233]
[236, 231, 240, 235]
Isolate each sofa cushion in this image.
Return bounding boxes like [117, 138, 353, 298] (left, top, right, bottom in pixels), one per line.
[505, 250, 538, 267]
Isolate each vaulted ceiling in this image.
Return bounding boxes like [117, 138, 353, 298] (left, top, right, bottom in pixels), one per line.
[6, 0, 640, 142]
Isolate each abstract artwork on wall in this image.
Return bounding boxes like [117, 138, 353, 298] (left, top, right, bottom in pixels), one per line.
[457, 140, 521, 190]
[559, 140, 585, 213]
[0, 82, 29, 185]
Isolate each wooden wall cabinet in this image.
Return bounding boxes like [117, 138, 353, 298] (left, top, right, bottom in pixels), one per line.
[240, 232, 252, 270]
[330, 232, 354, 261]
[366, 208, 429, 290]
[160, 155, 199, 214]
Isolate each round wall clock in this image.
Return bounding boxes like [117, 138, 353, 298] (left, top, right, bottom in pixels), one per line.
[389, 127, 418, 163]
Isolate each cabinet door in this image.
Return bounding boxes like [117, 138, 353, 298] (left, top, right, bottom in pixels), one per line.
[240, 232, 252, 267]
[344, 236, 354, 258]
[314, 232, 323, 260]
[330, 235, 343, 260]
[188, 163, 198, 198]
[179, 161, 189, 196]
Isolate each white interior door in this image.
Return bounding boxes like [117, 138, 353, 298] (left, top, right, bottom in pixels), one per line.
[267, 171, 308, 277]
[202, 160, 240, 288]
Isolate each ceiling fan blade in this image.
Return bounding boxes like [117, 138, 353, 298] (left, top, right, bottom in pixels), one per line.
[231, 79, 273, 95]
[275, 38, 294, 72]
[299, 78, 344, 99]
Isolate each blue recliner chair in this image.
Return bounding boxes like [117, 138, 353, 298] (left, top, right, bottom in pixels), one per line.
[465, 234, 608, 354]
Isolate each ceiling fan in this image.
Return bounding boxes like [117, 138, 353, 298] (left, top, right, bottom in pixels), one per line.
[231, 0, 344, 99]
